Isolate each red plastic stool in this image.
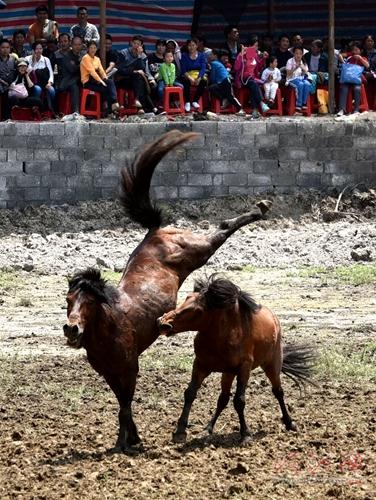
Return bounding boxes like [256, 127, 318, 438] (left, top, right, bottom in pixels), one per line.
[263, 87, 283, 116]
[80, 89, 101, 119]
[117, 88, 137, 117]
[211, 95, 237, 114]
[11, 106, 41, 121]
[346, 83, 369, 113]
[235, 87, 251, 112]
[283, 86, 312, 116]
[188, 87, 203, 112]
[57, 91, 72, 115]
[163, 86, 185, 114]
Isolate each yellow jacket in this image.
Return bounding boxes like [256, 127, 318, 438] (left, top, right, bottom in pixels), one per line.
[80, 54, 106, 84]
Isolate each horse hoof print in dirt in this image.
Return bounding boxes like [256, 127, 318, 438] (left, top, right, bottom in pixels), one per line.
[63, 130, 273, 450]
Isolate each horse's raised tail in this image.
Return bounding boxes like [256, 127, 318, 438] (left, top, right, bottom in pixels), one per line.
[120, 130, 198, 229]
[282, 344, 317, 390]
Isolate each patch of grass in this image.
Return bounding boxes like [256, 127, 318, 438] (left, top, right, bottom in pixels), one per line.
[316, 341, 376, 381]
[16, 297, 33, 307]
[241, 264, 257, 273]
[291, 263, 376, 286]
[101, 270, 122, 284]
[0, 270, 25, 292]
[140, 351, 193, 372]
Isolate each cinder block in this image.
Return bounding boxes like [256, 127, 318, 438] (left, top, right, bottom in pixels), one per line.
[267, 122, 297, 135]
[41, 175, 67, 188]
[15, 149, 34, 161]
[256, 135, 279, 147]
[15, 122, 40, 135]
[296, 173, 322, 188]
[307, 148, 331, 161]
[67, 175, 94, 188]
[53, 135, 79, 148]
[161, 172, 187, 186]
[79, 135, 105, 149]
[85, 149, 111, 161]
[153, 186, 179, 199]
[242, 122, 267, 136]
[259, 147, 279, 159]
[23, 187, 50, 201]
[94, 175, 118, 188]
[248, 174, 272, 186]
[252, 160, 278, 174]
[222, 173, 248, 185]
[0, 161, 23, 174]
[50, 188, 75, 201]
[300, 161, 324, 174]
[16, 174, 41, 187]
[0, 150, 7, 161]
[34, 149, 59, 161]
[39, 122, 65, 136]
[178, 185, 204, 198]
[26, 136, 54, 149]
[24, 162, 50, 174]
[229, 186, 252, 195]
[187, 148, 213, 160]
[279, 148, 307, 160]
[65, 122, 90, 136]
[51, 161, 77, 175]
[75, 187, 101, 201]
[187, 173, 213, 186]
[218, 148, 246, 160]
[115, 123, 142, 138]
[204, 185, 229, 197]
[178, 160, 204, 173]
[331, 148, 355, 160]
[191, 121, 218, 135]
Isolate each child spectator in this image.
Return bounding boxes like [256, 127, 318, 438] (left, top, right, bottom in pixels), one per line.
[157, 50, 183, 103]
[261, 55, 281, 105]
[165, 39, 181, 73]
[208, 49, 243, 114]
[219, 49, 232, 73]
[285, 45, 312, 113]
[337, 41, 369, 116]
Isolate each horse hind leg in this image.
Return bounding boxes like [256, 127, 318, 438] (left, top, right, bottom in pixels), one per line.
[264, 366, 297, 432]
[173, 360, 210, 444]
[206, 372, 235, 435]
[233, 367, 252, 444]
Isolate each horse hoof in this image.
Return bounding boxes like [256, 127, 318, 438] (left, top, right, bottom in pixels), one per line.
[205, 425, 213, 435]
[257, 200, 272, 214]
[288, 421, 298, 432]
[172, 431, 187, 444]
[240, 435, 252, 446]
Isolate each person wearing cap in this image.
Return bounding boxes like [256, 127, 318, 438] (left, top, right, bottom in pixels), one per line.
[5, 58, 42, 118]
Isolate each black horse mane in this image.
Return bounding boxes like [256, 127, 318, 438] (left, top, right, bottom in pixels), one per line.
[68, 268, 119, 304]
[194, 274, 260, 315]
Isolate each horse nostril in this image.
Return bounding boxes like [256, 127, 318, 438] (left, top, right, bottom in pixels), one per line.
[72, 325, 78, 335]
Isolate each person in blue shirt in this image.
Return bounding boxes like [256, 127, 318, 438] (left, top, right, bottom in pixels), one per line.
[180, 38, 208, 112]
[208, 49, 244, 114]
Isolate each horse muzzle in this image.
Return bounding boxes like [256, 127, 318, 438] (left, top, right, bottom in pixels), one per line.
[156, 317, 174, 336]
[63, 323, 84, 348]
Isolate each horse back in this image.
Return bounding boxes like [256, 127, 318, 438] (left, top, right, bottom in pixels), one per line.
[247, 305, 281, 369]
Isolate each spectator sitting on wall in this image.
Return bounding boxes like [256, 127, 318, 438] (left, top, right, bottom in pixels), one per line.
[25, 41, 55, 113]
[147, 39, 166, 80]
[54, 34, 83, 114]
[116, 35, 157, 114]
[0, 38, 17, 98]
[274, 34, 291, 70]
[207, 48, 243, 114]
[28, 5, 59, 45]
[70, 6, 100, 45]
[222, 25, 241, 66]
[80, 40, 120, 117]
[305, 39, 328, 74]
[289, 33, 308, 55]
[6, 58, 42, 119]
[12, 30, 31, 58]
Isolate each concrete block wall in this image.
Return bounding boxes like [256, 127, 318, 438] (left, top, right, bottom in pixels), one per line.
[0, 119, 375, 208]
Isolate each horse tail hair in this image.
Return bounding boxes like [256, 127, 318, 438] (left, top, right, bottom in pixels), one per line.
[282, 343, 317, 390]
[119, 130, 198, 229]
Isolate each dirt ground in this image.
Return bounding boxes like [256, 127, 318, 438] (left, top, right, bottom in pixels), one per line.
[0, 195, 375, 499]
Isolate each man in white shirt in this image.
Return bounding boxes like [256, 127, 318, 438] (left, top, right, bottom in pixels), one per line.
[70, 6, 99, 45]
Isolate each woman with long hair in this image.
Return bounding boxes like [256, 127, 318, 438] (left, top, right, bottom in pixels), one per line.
[180, 38, 207, 112]
[25, 41, 55, 112]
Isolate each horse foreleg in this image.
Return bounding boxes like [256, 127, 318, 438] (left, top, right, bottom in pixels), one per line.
[173, 359, 209, 444]
[105, 370, 141, 451]
[233, 366, 251, 444]
[264, 366, 297, 432]
[206, 372, 235, 435]
[208, 200, 271, 250]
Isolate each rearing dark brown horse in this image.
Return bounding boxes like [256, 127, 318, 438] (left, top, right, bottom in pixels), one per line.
[63, 131, 271, 450]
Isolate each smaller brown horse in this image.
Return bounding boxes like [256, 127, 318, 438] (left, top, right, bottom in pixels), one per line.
[157, 275, 315, 444]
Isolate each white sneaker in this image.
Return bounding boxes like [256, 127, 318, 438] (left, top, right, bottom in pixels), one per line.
[352, 111, 360, 116]
[220, 98, 229, 109]
[185, 102, 191, 112]
[236, 109, 246, 116]
[336, 109, 344, 117]
[192, 101, 200, 110]
[134, 99, 142, 108]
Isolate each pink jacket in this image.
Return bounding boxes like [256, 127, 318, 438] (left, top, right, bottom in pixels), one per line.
[234, 47, 265, 88]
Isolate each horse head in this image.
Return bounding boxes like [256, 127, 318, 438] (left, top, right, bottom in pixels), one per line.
[64, 268, 118, 348]
[157, 292, 205, 336]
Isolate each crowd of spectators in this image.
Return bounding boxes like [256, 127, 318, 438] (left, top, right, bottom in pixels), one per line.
[0, 4, 376, 120]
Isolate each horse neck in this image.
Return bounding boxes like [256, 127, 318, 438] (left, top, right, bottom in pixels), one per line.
[199, 305, 244, 340]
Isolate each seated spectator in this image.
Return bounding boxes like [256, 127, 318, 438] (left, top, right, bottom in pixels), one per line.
[274, 34, 291, 70]
[165, 39, 181, 73]
[180, 37, 208, 112]
[55, 35, 83, 114]
[337, 41, 369, 117]
[261, 55, 281, 106]
[80, 40, 120, 116]
[103, 34, 119, 76]
[362, 34, 376, 77]
[28, 5, 59, 45]
[157, 50, 183, 104]
[25, 41, 55, 113]
[195, 34, 212, 60]
[222, 25, 242, 66]
[12, 30, 31, 58]
[43, 38, 58, 65]
[70, 6, 100, 46]
[148, 39, 166, 80]
[6, 58, 42, 118]
[116, 36, 157, 114]
[219, 49, 232, 73]
[234, 35, 270, 118]
[260, 33, 274, 55]
[305, 39, 328, 73]
[285, 45, 312, 113]
[289, 33, 308, 55]
[208, 49, 243, 114]
[0, 38, 17, 100]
